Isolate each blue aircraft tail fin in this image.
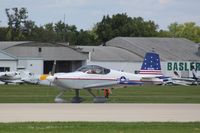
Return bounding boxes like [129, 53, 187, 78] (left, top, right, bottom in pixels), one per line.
[139, 52, 163, 75]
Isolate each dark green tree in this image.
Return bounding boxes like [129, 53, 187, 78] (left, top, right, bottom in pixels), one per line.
[167, 22, 200, 42]
[95, 13, 158, 43]
[64, 24, 78, 45]
[157, 29, 170, 37]
[55, 21, 66, 41]
[5, 7, 28, 40]
[0, 27, 7, 41]
[23, 20, 36, 40]
[76, 29, 97, 45]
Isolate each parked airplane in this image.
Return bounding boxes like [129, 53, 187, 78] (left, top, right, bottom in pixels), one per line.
[40, 52, 171, 103]
[0, 70, 33, 84]
[22, 73, 52, 85]
[46, 64, 143, 103]
[137, 52, 200, 86]
[0, 71, 24, 84]
[170, 70, 200, 86]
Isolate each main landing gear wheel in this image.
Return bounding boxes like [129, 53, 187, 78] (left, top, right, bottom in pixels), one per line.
[71, 97, 83, 103]
[87, 89, 107, 103]
[93, 96, 106, 103]
[71, 89, 83, 103]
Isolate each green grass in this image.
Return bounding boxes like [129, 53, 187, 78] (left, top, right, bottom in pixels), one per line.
[0, 86, 200, 132]
[0, 122, 200, 133]
[0, 84, 200, 103]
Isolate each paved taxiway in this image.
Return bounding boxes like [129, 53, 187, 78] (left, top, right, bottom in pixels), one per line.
[0, 104, 200, 122]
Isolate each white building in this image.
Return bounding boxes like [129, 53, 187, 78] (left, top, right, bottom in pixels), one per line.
[0, 49, 17, 72]
[0, 42, 88, 74]
[1, 37, 200, 78]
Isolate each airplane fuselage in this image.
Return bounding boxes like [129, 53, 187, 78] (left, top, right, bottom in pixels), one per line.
[0, 72, 22, 83]
[52, 70, 142, 90]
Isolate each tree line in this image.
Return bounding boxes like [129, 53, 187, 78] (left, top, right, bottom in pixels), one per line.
[0, 7, 200, 45]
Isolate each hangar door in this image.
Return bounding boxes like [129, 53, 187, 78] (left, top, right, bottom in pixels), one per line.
[44, 61, 82, 74]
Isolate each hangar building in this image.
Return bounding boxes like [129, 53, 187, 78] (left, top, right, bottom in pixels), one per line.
[0, 37, 199, 78]
[79, 37, 200, 77]
[0, 42, 88, 74]
[77, 46, 143, 72]
[0, 49, 17, 72]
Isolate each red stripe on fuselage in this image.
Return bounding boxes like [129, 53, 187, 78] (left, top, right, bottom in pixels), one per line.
[139, 70, 163, 75]
[56, 78, 140, 82]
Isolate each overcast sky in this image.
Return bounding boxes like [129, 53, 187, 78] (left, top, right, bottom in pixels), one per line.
[0, 0, 199, 30]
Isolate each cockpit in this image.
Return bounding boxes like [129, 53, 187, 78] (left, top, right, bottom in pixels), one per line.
[76, 65, 110, 74]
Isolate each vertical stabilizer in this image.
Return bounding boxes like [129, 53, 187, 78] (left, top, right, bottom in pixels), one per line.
[139, 52, 163, 75]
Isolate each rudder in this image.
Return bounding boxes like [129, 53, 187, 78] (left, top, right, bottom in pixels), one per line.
[139, 52, 162, 75]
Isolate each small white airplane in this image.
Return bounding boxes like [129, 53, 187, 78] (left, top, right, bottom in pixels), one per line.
[46, 64, 143, 103]
[22, 73, 51, 85]
[0, 71, 22, 84]
[0, 69, 33, 84]
[38, 52, 167, 103]
[169, 70, 200, 86]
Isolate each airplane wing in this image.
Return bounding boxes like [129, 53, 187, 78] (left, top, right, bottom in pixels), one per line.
[83, 79, 143, 89]
[173, 77, 195, 82]
[0, 72, 17, 78]
[0, 79, 24, 83]
[83, 81, 119, 89]
[172, 77, 195, 85]
[22, 78, 39, 84]
[0, 73, 5, 78]
[141, 77, 164, 85]
[171, 80, 189, 86]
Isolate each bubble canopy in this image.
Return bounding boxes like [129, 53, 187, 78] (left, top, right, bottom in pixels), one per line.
[76, 65, 110, 74]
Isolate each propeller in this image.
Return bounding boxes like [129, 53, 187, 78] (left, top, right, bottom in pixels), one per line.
[51, 60, 56, 76]
[47, 60, 57, 85]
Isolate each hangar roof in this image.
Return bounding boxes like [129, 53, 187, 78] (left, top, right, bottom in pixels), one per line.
[0, 49, 17, 61]
[0, 41, 30, 50]
[78, 46, 143, 62]
[0, 42, 88, 61]
[106, 37, 200, 61]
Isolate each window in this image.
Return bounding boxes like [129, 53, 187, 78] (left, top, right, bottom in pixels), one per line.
[38, 47, 42, 52]
[0, 67, 10, 72]
[77, 65, 110, 74]
[134, 70, 140, 74]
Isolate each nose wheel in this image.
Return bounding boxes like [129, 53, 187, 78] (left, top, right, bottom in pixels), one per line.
[54, 91, 67, 103]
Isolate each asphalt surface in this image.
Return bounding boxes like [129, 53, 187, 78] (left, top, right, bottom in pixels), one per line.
[0, 104, 200, 122]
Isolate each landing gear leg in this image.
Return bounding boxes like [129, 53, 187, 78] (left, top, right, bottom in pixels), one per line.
[54, 91, 66, 103]
[71, 89, 83, 103]
[87, 89, 106, 103]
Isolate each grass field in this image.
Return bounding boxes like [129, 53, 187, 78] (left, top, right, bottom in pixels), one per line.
[0, 85, 200, 132]
[0, 122, 200, 133]
[0, 84, 200, 103]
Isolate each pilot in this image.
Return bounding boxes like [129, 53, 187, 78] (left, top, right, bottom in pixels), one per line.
[86, 69, 95, 74]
